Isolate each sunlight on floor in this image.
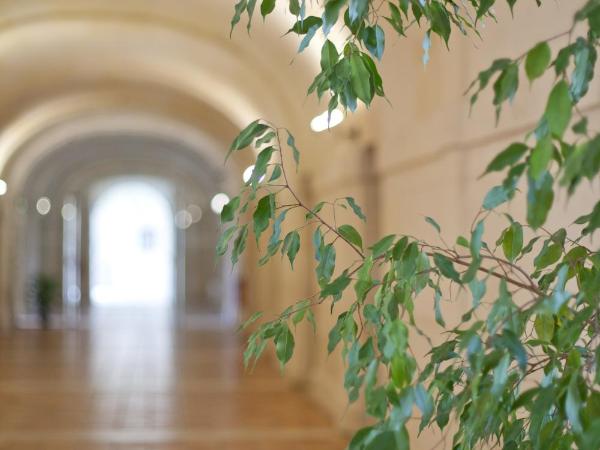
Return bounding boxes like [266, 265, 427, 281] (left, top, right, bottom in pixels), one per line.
[0, 306, 345, 449]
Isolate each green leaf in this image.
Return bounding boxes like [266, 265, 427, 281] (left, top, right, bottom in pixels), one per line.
[230, 0, 248, 36]
[348, 0, 368, 23]
[365, 431, 395, 450]
[433, 253, 461, 283]
[268, 165, 282, 182]
[572, 117, 588, 135]
[354, 256, 374, 302]
[496, 330, 527, 372]
[414, 384, 434, 431]
[320, 270, 352, 299]
[250, 146, 275, 187]
[217, 226, 237, 256]
[260, 0, 275, 18]
[228, 120, 268, 158]
[534, 314, 554, 341]
[221, 196, 240, 223]
[469, 278, 486, 307]
[554, 41, 576, 75]
[529, 135, 553, 181]
[306, 202, 326, 221]
[363, 25, 385, 61]
[483, 185, 510, 210]
[502, 222, 523, 261]
[328, 312, 352, 353]
[470, 58, 511, 102]
[320, 39, 339, 71]
[298, 23, 319, 52]
[256, 131, 275, 147]
[484, 142, 528, 175]
[477, 0, 495, 20]
[570, 38, 597, 102]
[385, 3, 404, 35]
[246, 0, 258, 31]
[366, 428, 409, 450]
[361, 52, 384, 97]
[491, 353, 511, 396]
[425, 216, 441, 233]
[350, 52, 373, 104]
[462, 220, 484, 283]
[305, 309, 316, 333]
[316, 243, 336, 284]
[322, 0, 345, 36]
[289, 0, 300, 15]
[346, 197, 366, 221]
[525, 42, 552, 82]
[369, 234, 396, 258]
[456, 236, 469, 248]
[580, 201, 600, 235]
[566, 377, 583, 433]
[518, 237, 540, 261]
[275, 325, 295, 367]
[493, 63, 519, 107]
[434, 287, 446, 327]
[288, 16, 322, 34]
[238, 311, 263, 331]
[258, 241, 281, 266]
[286, 131, 301, 170]
[349, 427, 375, 450]
[253, 194, 274, 243]
[338, 224, 363, 250]
[283, 230, 301, 268]
[527, 171, 554, 229]
[429, 2, 451, 45]
[545, 80, 572, 138]
[291, 310, 305, 327]
[470, 220, 484, 260]
[267, 210, 287, 249]
[534, 240, 562, 269]
[232, 224, 249, 265]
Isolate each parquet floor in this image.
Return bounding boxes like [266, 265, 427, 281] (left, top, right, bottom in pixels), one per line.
[0, 307, 345, 449]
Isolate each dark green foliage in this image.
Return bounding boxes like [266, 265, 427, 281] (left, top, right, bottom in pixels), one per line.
[226, 1, 600, 449]
[232, 0, 503, 116]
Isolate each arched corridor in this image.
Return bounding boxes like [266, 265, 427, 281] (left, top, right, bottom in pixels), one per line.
[0, 1, 596, 449]
[0, 2, 349, 447]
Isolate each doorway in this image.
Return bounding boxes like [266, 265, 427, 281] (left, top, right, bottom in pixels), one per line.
[89, 179, 175, 306]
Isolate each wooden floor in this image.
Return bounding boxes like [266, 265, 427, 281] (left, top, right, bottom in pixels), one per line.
[0, 307, 345, 449]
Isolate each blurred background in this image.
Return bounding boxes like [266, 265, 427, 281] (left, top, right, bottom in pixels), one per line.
[0, 1, 595, 449]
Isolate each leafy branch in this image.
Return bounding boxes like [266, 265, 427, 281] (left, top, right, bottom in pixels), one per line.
[222, 1, 600, 449]
[220, 119, 600, 448]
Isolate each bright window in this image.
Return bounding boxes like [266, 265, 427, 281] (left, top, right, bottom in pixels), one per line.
[90, 180, 174, 306]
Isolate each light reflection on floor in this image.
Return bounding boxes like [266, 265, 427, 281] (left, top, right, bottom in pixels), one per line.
[0, 306, 345, 449]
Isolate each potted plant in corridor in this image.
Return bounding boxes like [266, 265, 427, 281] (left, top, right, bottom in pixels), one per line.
[32, 274, 58, 329]
[220, 1, 600, 448]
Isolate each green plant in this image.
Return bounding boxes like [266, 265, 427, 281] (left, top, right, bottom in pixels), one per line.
[33, 273, 57, 328]
[221, 1, 600, 448]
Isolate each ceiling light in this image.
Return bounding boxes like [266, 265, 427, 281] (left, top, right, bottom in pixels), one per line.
[175, 210, 193, 229]
[188, 204, 203, 223]
[242, 165, 254, 183]
[36, 197, 51, 215]
[61, 203, 76, 221]
[310, 108, 344, 132]
[210, 193, 230, 214]
[242, 165, 266, 184]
